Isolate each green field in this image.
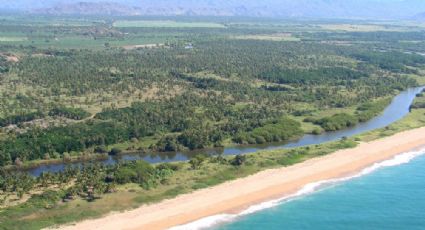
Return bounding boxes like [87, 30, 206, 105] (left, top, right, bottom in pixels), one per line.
[113, 20, 226, 28]
[0, 36, 27, 42]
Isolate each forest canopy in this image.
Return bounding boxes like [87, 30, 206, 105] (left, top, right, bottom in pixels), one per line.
[0, 18, 423, 167]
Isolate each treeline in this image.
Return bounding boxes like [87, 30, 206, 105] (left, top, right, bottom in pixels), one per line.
[306, 99, 392, 132]
[48, 107, 91, 120]
[0, 55, 9, 73]
[1, 30, 422, 166]
[3, 38, 420, 119]
[0, 149, 252, 206]
[0, 107, 90, 127]
[0, 83, 415, 166]
[0, 121, 129, 165]
[355, 99, 391, 122]
[352, 51, 425, 74]
[0, 111, 44, 127]
[309, 31, 425, 43]
[0, 160, 177, 202]
[0, 92, 287, 165]
[260, 67, 367, 84]
[233, 117, 303, 144]
[312, 113, 359, 132]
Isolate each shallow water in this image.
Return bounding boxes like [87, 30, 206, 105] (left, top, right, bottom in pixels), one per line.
[27, 86, 424, 176]
[172, 148, 425, 230]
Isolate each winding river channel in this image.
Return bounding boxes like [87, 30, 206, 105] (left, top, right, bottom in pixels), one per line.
[27, 86, 424, 176]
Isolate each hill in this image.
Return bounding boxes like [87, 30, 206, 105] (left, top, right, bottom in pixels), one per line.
[2, 0, 425, 20]
[31, 2, 142, 15]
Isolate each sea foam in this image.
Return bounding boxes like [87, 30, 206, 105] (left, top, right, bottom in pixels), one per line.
[169, 147, 425, 230]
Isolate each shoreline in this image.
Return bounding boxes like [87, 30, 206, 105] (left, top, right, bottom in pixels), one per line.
[171, 143, 425, 230]
[58, 126, 425, 230]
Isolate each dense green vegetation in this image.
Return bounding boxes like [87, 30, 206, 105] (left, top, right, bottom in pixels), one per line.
[0, 138, 358, 229]
[0, 16, 423, 166]
[3, 98, 425, 229]
[356, 99, 392, 122]
[0, 107, 90, 128]
[48, 107, 91, 120]
[0, 160, 177, 205]
[305, 98, 392, 131]
[0, 55, 9, 73]
[234, 117, 303, 144]
[260, 67, 367, 84]
[313, 113, 359, 131]
[351, 51, 425, 74]
[0, 111, 44, 127]
[1, 15, 425, 229]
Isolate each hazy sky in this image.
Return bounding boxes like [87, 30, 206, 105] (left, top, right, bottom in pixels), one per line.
[1, 0, 425, 19]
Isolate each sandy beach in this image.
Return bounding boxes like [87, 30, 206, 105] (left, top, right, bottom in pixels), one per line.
[58, 126, 425, 230]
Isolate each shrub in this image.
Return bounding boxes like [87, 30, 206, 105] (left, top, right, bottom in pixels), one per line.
[230, 155, 246, 166]
[189, 154, 207, 170]
[109, 148, 122, 156]
[49, 107, 91, 120]
[314, 113, 358, 131]
[156, 163, 180, 171]
[94, 146, 107, 154]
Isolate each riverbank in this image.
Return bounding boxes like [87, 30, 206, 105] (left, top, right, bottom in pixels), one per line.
[57, 126, 425, 230]
[3, 153, 109, 172]
[15, 86, 422, 176]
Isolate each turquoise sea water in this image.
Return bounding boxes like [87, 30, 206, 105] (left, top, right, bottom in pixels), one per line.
[209, 150, 425, 230]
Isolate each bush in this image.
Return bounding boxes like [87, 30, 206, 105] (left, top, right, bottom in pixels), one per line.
[94, 146, 107, 154]
[303, 117, 315, 123]
[234, 117, 303, 145]
[49, 107, 91, 120]
[314, 113, 358, 131]
[109, 148, 122, 156]
[230, 155, 246, 166]
[154, 136, 179, 152]
[114, 161, 155, 187]
[312, 128, 322, 135]
[0, 111, 44, 127]
[114, 167, 136, 184]
[255, 135, 266, 144]
[156, 163, 180, 171]
[189, 154, 207, 170]
[410, 102, 425, 109]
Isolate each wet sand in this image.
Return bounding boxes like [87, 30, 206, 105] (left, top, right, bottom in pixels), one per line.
[58, 126, 425, 230]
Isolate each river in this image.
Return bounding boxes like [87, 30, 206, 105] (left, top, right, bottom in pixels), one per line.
[27, 86, 424, 176]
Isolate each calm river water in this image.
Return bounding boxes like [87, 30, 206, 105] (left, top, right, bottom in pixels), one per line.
[27, 86, 424, 176]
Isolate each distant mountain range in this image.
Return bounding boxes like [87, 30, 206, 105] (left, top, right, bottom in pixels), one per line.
[2, 0, 425, 20]
[30, 2, 142, 16]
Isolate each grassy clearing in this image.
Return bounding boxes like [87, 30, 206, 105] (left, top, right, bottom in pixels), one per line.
[407, 74, 425, 86]
[0, 37, 27, 42]
[0, 74, 181, 118]
[108, 135, 158, 151]
[0, 16, 100, 27]
[319, 24, 405, 32]
[291, 115, 323, 134]
[121, 43, 165, 50]
[113, 20, 226, 28]
[0, 33, 172, 49]
[232, 33, 301, 42]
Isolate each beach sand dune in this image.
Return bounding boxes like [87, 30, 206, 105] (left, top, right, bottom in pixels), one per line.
[57, 126, 425, 230]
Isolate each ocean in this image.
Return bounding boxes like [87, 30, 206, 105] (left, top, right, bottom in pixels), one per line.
[172, 148, 425, 230]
